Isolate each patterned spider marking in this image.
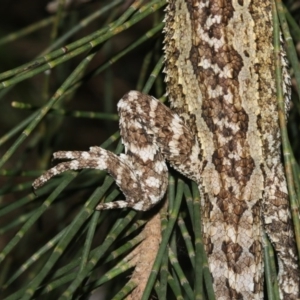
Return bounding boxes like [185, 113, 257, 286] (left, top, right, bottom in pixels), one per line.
[33, 91, 201, 210]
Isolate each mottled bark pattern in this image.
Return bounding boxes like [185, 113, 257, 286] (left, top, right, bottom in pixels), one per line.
[33, 0, 300, 299]
[164, 0, 299, 299]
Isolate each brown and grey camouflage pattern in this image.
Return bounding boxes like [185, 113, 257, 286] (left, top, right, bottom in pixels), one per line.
[164, 0, 299, 299]
[32, 91, 201, 211]
[33, 0, 299, 299]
